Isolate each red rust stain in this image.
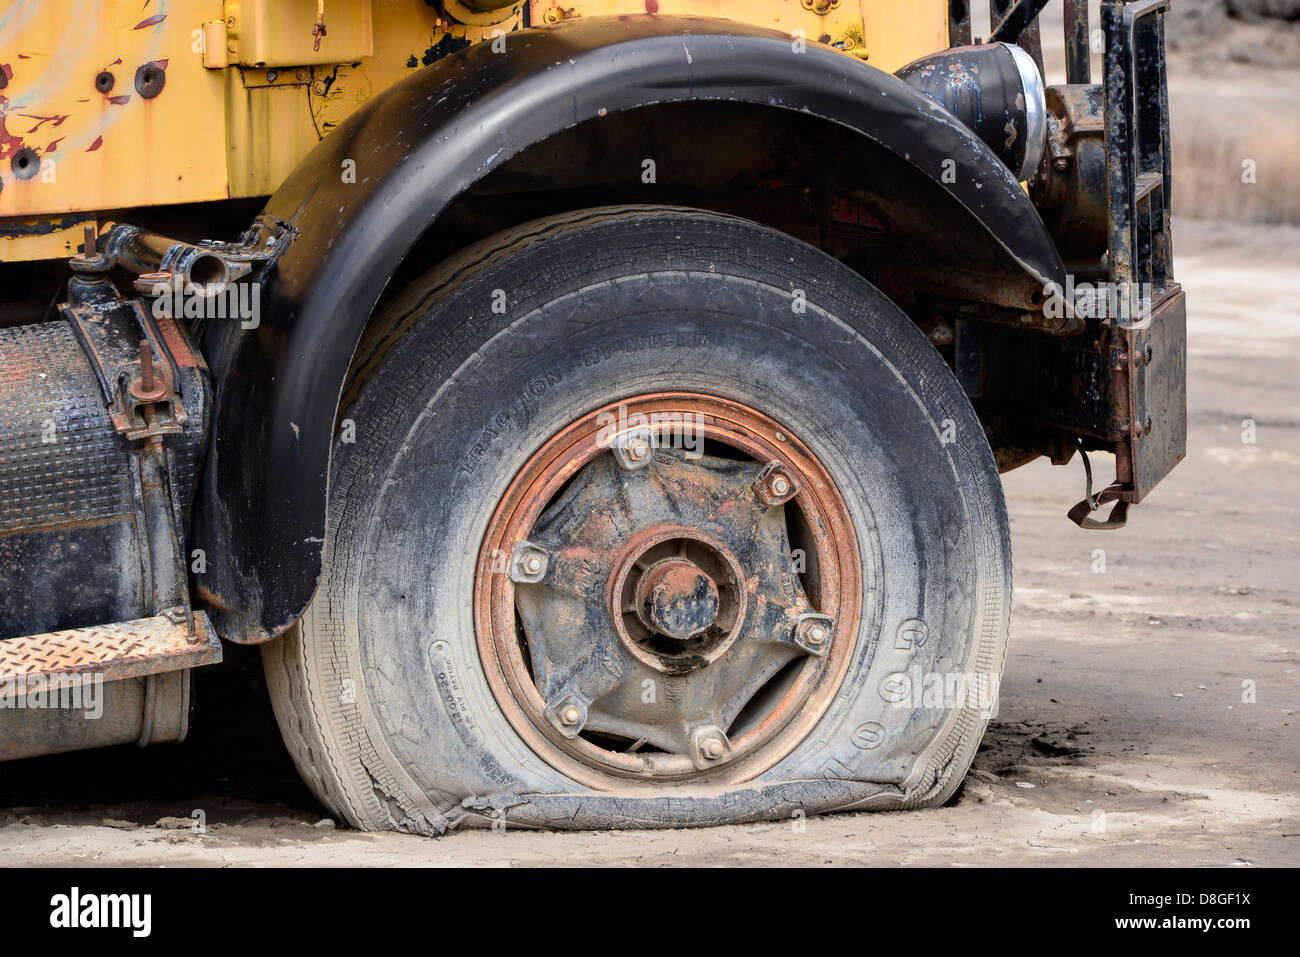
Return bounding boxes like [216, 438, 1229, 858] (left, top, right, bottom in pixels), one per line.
[85, 135, 103, 152]
[133, 14, 166, 30]
[107, 94, 131, 105]
[21, 113, 69, 132]
[0, 105, 25, 161]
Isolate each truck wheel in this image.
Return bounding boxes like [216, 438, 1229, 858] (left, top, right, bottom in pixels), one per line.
[262, 206, 1011, 833]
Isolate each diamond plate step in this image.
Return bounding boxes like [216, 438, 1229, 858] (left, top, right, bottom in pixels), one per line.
[0, 612, 222, 683]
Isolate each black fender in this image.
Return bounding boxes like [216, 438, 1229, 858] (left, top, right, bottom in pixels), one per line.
[194, 14, 1066, 643]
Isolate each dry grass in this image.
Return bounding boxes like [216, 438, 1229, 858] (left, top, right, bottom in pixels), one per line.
[1168, 59, 1300, 224]
[1002, 1, 1300, 223]
[1170, 106, 1300, 225]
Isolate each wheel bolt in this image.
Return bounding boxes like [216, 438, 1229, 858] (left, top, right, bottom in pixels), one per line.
[793, 614, 834, 656]
[560, 705, 581, 726]
[757, 463, 799, 505]
[689, 725, 731, 768]
[509, 541, 550, 583]
[612, 428, 655, 471]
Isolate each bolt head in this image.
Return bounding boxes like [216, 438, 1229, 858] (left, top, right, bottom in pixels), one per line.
[758, 465, 798, 505]
[612, 429, 655, 470]
[701, 737, 725, 760]
[509, 542, 549, 582]
[793, 615, 834, 656]
[560, 705, 581, 726]
[638, 560, 720, 640]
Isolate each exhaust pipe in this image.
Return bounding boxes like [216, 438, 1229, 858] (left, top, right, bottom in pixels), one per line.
[99, 223, 235, 297]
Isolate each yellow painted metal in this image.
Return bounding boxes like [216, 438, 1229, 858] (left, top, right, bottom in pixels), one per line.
[2, 0, 947, 262]
[1, 0, 230, 238]
[202, 21, 230, 69]
[528, 1, 945, 68]
[224, 68, 322, 197]
[862, 0, 948, 72]
[0, 213, 95, 261]
[308, 1, 525, 138]
[224, 0, 374, 67]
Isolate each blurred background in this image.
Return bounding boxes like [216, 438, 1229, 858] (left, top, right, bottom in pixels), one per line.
[974, 0, 1300, 224]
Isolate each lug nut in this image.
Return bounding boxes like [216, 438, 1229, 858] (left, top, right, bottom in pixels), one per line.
[547, 695, 586, 737]
[612, 428, 656, 471]
[757, 463, 799, 505]
[509, 541, 550, 583]
[689, 725, 732, 768]
[793, 614, 834, 656]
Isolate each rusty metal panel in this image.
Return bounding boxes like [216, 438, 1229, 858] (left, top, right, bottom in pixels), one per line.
[0, 612, 222, 684]
[1120, 287, 1186, 501]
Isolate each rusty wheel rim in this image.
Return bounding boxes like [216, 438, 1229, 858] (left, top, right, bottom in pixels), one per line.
[475, 393, 861, 787]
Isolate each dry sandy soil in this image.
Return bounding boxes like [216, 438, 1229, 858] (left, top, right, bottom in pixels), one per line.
[1, 215, 1294, 867]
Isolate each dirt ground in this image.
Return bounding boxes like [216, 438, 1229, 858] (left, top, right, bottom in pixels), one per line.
[1, 215, 1294, 867]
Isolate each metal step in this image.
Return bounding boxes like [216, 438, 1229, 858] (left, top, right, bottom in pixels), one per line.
[0, 611, 222, 685]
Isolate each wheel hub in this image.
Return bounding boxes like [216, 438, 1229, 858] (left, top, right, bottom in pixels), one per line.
[609, 526, 744, 672]
[635, 558, 719, 641]
[476, 393, 861, 784]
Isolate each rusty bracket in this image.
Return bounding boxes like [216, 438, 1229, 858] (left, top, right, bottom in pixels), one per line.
[1067, 444, 1130, 530]
[58, 230, 212, 639]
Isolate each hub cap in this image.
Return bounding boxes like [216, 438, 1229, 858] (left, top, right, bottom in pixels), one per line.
[475, 393, 861, 785]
